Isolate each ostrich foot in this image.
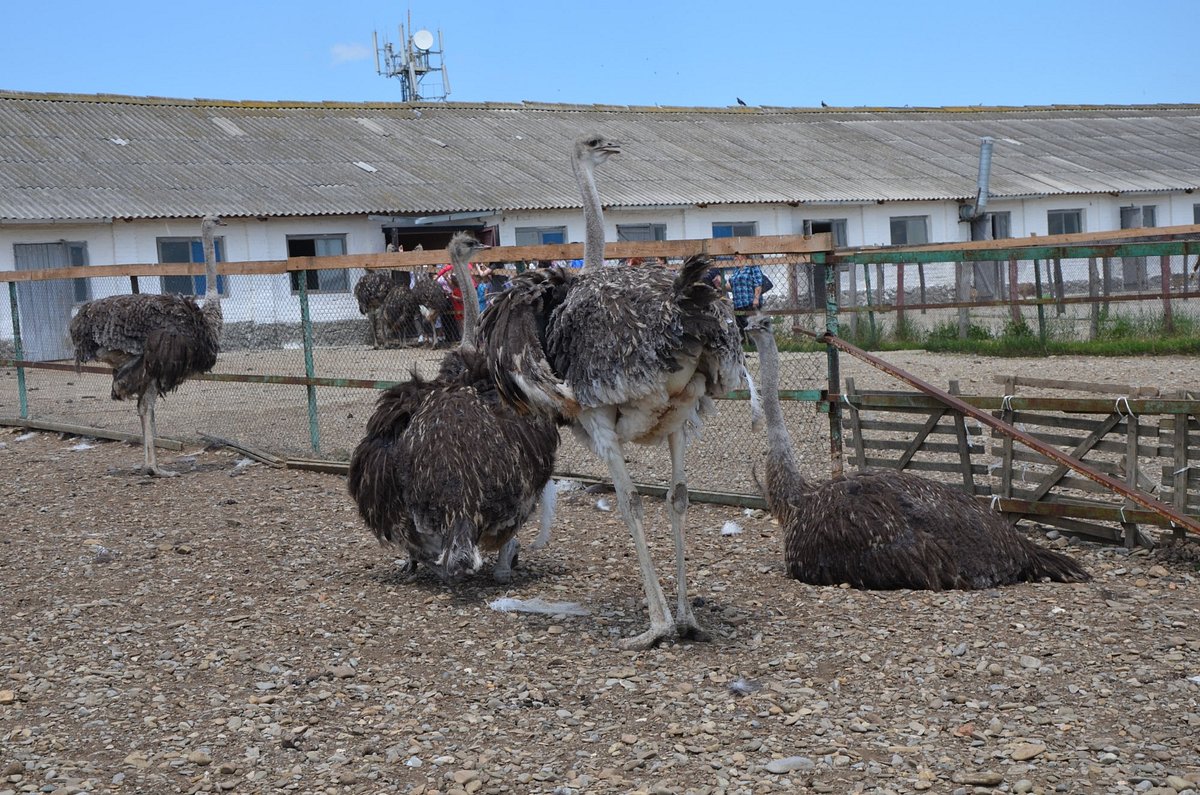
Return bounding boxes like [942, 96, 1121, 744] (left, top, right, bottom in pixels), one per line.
[493, 539, 519, 583]
[618, 621, 677, 651]
[144, 465, 179, 478]
[397, 559, 419, 581]
[674, 611, 710, 642]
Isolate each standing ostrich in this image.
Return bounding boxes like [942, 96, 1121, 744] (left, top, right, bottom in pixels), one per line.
[355, 270, 423, 347]
[348, 232, 560, 583]
[69, 215, 226, 477]
[478, 134, 759, 649]
[411, 270, 456, 347]
[743, 315, 1090, 589]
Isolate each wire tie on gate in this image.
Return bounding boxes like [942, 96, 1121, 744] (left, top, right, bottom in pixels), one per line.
[1120, 505, 1128, 524]
[1174, 465, 1193, 476]
[990, 495, 1001, 512]
[1001, 395, 1015, 413]
[1115, 396, 1133, 418]
[842, 393, 855, 411]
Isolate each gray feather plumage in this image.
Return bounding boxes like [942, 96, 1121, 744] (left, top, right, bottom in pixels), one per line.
[745, 316, 1090, 591]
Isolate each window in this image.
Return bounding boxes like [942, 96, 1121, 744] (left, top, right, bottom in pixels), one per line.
[515, 226, 567, 246]
[803, 219, 848, 247]
[1194, 204, 1200, 224]
[1120, 205, 1156, 230]
[712, 222, 757, 238]
[889, 216, 929, 245]
[617, 223, 667, 242]
[1047, 209, 1083, 236]
[287, 235, 349, 293]
[158, 237, 227, 296]
[990, 211, 1012, 239]
[63, 242, 91, 303]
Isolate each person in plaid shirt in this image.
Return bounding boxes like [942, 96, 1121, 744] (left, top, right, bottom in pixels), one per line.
[726, 254, 764, 334]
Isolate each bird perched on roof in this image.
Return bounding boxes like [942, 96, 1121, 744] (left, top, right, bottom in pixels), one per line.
[743, 314, 1090, 591]
[69, 215, 226, 477]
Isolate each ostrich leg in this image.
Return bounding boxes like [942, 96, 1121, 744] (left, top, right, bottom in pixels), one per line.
[666, 430, 706, 639]
[138, 391, 177, 478]
[585, 416, 674, 649]
[493, 538, 518, 583]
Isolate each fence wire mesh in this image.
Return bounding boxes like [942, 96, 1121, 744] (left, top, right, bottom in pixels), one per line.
[1, 251, 834, 497]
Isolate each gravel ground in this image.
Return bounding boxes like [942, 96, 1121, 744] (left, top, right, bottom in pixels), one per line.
[2, 422, 1200, 795]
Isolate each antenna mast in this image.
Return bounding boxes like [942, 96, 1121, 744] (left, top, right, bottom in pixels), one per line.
[374, 11, 450, 102]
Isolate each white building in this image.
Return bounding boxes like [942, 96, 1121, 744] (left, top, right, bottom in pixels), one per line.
[2, 91, 1199, 358]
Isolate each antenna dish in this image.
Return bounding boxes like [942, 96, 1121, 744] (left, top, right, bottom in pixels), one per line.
[412, 29, 434, 50]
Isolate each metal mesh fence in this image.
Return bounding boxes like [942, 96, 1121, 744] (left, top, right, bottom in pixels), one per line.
[0, 251, 834, 497]
[832, 251, 1200, 343]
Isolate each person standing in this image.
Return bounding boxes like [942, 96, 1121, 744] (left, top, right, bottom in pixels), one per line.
[727, 254, 764, 334]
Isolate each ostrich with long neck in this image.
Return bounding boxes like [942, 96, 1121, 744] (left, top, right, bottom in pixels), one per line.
[348, 232, 560, 582]
[69, 214, 226, 477]
[743, 315, 1090, 590]
[478, 134, 760, 648]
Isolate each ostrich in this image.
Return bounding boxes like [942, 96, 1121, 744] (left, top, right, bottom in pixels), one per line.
[69, 215, 226, 477]
[355, 270, 423, 347]
[742, 315, 1091, 590]
[477, 133, 760, 649]
[411, 269, 457, 348]
[348, 231, 560, 583]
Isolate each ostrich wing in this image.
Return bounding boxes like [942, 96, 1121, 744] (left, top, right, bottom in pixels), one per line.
[478, 266, 578, 416]
[70, 293, 204, 363]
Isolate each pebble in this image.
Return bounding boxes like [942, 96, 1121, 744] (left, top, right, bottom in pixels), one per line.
[765, 756, 815, 774]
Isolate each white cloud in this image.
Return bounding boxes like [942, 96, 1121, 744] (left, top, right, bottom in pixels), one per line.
[331, 42, 372, 64]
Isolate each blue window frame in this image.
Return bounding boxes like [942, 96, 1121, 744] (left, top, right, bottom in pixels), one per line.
[158, 238, 227, 296]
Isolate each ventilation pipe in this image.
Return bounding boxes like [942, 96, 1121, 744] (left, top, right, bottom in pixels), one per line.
[973, 136, 995, 222]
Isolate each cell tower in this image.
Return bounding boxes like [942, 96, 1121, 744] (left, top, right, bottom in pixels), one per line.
[373, 12, 450, 102]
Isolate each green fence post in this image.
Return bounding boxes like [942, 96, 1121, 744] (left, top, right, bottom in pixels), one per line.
[820, 253, 843, 478]
[1033, 259, 1047, 345]
[8, 282, 28, 419]
[297, 275, 321, 455]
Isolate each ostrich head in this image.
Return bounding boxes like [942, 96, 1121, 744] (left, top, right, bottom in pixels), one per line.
[447, 231, 489, 264]
[743, 313, 773, 342]
[201, 214, 226, 231]
[572, 133, 621, 170]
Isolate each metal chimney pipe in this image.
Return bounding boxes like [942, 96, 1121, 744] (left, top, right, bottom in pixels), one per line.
[974, 136, 995, 217]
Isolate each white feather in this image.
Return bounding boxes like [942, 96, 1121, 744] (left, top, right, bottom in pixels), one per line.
[720, 520, 743, 536]
[488, 597, 591, 616]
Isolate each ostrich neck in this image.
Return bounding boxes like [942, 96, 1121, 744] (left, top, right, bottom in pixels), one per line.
[202, 226, 220, 300]
[756, 334, 809, 494]
[451, 247, 479, 349]
[574, 157, 605, 272]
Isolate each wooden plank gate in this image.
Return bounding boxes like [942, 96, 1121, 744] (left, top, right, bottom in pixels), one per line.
[838, 375, 1200, 546]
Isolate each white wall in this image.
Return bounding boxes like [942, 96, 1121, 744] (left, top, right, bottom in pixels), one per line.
[3, 192, 1196, 344]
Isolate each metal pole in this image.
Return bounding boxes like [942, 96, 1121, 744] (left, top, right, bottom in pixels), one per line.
[820, 253, 843, 478]
[8, 283, 28, 419]
[297, 274, 321, 454]
[1033, 259, 1046, 343]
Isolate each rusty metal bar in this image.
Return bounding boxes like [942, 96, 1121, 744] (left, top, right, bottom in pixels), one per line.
[7, 283, 28, 419]
[819, 331, 1200, 537]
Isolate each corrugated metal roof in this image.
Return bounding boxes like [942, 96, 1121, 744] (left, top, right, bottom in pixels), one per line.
[1, 91, 1199, 221]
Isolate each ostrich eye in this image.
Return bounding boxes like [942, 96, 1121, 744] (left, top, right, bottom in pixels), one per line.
[588, 137, 602, 147]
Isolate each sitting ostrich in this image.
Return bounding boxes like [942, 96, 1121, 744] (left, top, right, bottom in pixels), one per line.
[477, 134, 760, 649]
[69, 215, 226, 477]
[743, 315, 1090, 590]
[347, 232, 560, 583]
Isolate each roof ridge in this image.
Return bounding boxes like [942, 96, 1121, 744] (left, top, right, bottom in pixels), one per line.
[1, 89, 1199, 114]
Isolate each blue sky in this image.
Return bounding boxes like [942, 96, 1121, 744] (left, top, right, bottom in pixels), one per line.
[3, 1, 1197, 108]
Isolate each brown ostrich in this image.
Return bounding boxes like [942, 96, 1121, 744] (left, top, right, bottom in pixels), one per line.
[69, 215, 226, 477]
[348, 232, 560, 583]
[743, 314, 1090, 590]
